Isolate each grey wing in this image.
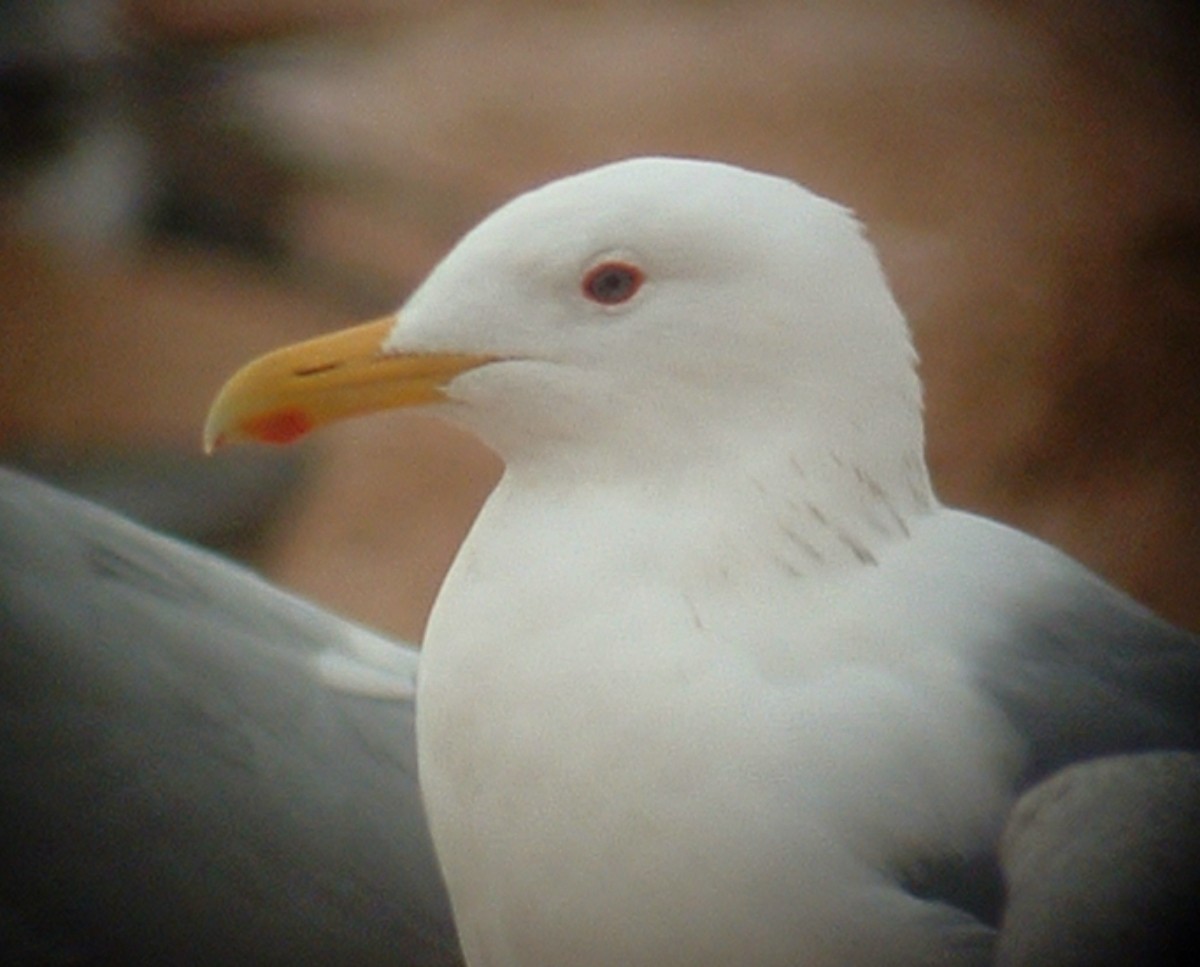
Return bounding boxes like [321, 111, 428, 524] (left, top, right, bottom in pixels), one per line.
[972, 541, 1200, 965]
[997, 751, 1200, 967]
[888, 512, 1200, 957]
[0, 468, 462, 966]
[966, 537, 1200, 787]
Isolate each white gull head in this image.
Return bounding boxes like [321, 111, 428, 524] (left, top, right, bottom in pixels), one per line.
[385, 157, 932, 533]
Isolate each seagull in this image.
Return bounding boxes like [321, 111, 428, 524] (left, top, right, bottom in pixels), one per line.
[3, 158, 1196, 965]
[201, 157, 1200, 966]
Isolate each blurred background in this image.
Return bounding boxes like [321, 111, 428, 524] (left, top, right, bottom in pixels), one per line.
[2, 0, 1198, 641]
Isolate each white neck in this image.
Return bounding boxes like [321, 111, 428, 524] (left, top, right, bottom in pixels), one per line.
[487, 380, 934, 575]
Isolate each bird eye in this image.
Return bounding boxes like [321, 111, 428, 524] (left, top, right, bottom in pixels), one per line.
[582, 261, 644, 305]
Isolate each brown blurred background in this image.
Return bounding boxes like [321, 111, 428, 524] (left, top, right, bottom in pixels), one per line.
[2, 0, 1198, 642]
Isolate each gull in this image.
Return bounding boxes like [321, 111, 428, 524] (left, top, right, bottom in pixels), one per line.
[203, 157, 1200, 966]
[2, 158, 1196, 965]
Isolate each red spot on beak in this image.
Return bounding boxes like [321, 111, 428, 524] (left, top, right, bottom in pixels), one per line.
[242, 408, 315, 445]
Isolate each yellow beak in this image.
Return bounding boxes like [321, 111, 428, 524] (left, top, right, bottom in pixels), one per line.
[203, 316, 496, 452]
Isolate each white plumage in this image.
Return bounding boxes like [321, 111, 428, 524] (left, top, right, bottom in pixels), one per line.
[178, 155, 1200, 966]
[365, 159, 1198, 965]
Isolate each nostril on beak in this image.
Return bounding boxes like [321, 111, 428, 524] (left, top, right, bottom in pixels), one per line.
[293, 362, 342, 378]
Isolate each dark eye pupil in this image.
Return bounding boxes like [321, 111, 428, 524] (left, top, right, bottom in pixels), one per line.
[593, 269, 631, 299]
[583, 262, 643, 304]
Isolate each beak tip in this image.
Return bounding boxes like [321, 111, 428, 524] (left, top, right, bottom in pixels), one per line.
[202, 408, 230, 454]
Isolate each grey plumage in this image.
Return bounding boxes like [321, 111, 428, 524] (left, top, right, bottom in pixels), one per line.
[998, 751, 1200, 966]
[0, 468, 459, 966]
